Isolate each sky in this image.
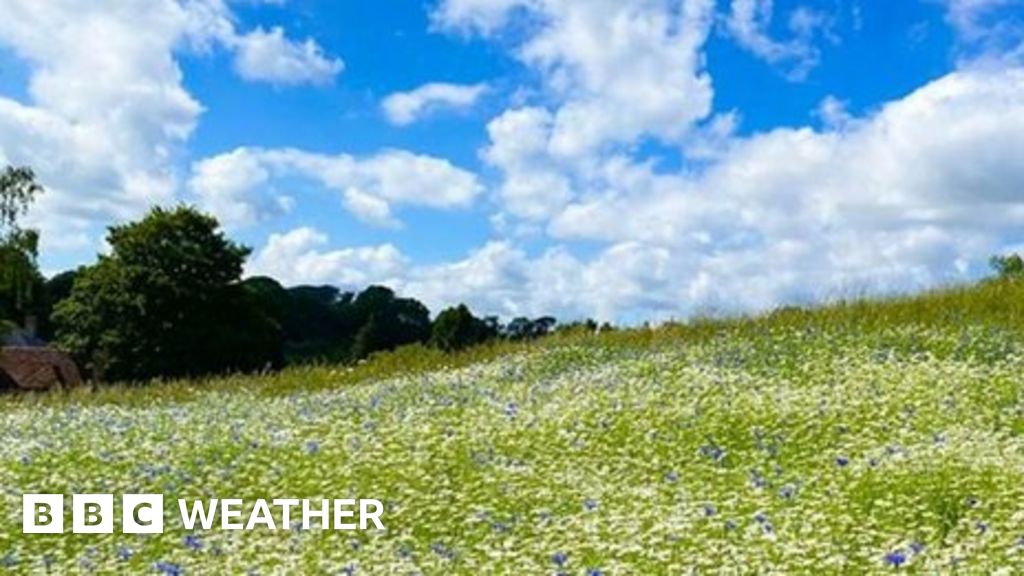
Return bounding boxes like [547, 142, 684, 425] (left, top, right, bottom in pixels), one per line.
[0, 0, 1023, 323]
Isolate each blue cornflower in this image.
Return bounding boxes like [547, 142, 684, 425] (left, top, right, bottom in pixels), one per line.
[154, 561, 184, 576]
[884, 550, 907, 568]
[183, 534, 202, 551]
[551, 552, 568, 566]
[909, 542, 925, 555]
[587, 569, 604, 576]
[779, 484, 796, 499]
[116, 546, 133, 561]
[977, 521, 988, 535]
[665, 471, 679, 483]
[703, 504, 717, 517]
[835, 456, 849, 467]
[583, 499, 599, 511]
[305, 441, 320, 455]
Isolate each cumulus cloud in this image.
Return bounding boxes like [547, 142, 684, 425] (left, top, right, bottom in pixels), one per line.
[545, 68, 1024, 310]
[434, 0, 716, 220]
[247, 227, 407, 287]
[724, 0, 835, 80]
[0, 0, 342, 257]
[382, 82, 487, 125]
[258, 67, 1024, 322]
[190, 148, 483, 228]
[232, 26, 344, 86]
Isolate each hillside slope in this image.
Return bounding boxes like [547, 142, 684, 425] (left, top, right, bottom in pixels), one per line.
[3, 280, 1024, 573]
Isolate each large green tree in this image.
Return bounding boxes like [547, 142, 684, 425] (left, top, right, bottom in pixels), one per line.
[430, 304, 499, 352]
[54, 206, 282, 382]
[0, 166, 45, 327]
[347, 286, 431, 360]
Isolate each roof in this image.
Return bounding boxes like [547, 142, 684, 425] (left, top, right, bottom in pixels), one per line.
[1, 329, 47, 348]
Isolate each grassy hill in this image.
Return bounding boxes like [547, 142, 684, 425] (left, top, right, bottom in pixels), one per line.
[4, 279, 1024, 573]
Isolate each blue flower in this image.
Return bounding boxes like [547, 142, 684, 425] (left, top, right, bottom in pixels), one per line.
[587, 569, 604, 576]
[116, 546, 133, 561]
[551, 551, 568, 566]
[910, 542, 925, 555]
[703, 504, 717, 517]
[154, 561, 184, 576]
[305, 441, 320, 455]
[779, 484, 796, 499]
[884, 550, 907, 568]
[584, 499, 599, 511]
[184, 534, 202, 551]
[835, 456, 849, 467]
[665, 471, 679, 483]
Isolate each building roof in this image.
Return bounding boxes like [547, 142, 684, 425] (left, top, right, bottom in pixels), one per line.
[1, 328, 47, 348]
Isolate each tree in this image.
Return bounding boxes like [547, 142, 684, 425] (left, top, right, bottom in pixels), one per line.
[54, 206, 281, 382]
[991, 254, 1024, 280]
[0, 166, 44, 326]
[345, 286, 431, 360]
[430, 304, 498, 352]
[504, 316, 557, 341]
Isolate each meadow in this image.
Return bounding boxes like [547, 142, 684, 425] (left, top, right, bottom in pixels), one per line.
[4, 280, 1024, 573]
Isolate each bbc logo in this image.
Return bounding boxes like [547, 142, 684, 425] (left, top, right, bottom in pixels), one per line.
[23, 494, 164, 534]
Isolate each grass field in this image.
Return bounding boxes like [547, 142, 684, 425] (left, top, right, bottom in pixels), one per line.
[5, 280, 1024, 573]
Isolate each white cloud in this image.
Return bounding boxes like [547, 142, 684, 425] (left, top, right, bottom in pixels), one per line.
[262, 67, 1024, 323]
[186, 148, 294, 228]
[940, 0, 1024, 59]
[382, 82, 487, 125]
[232, 26, 343, 86]
[0, 0, 342, 258]
[724, 0, 835, 80]
[541, 68, 1024, 312]
[944, 0, 1020, 37]
[190, 147, 483, 228]
[815, 95, 853, 129]
[435, 0, 716, 221]
[247, 227, 407, 287]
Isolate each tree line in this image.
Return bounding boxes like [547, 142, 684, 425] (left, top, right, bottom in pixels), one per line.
[0, 167, 593, 384]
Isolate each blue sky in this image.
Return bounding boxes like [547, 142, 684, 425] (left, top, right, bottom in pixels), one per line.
[1, 0, 1023, 322]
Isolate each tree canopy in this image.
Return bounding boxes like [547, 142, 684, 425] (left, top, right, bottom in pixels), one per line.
[430, 304, 499, 352]
[54, 206, 281, 382]
[0, 166, 44, 326]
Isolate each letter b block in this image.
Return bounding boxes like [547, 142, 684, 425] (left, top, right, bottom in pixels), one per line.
[23, 494, 64, 534]
[73, 494, 114, 534]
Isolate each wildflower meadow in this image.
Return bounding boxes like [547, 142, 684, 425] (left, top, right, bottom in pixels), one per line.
[5, 282, 1024, 573]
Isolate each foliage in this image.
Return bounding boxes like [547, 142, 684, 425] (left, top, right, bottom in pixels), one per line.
[504, 315, 557, 341]
[53, 206, 280, 382]
[0, 166, 44, 324]
[990, 253, 1024, 279]
[429, 304, 499, 352]
[347, 286, 431, 360]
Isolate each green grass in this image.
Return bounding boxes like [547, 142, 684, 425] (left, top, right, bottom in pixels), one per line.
[4, 279, 1024, 573]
